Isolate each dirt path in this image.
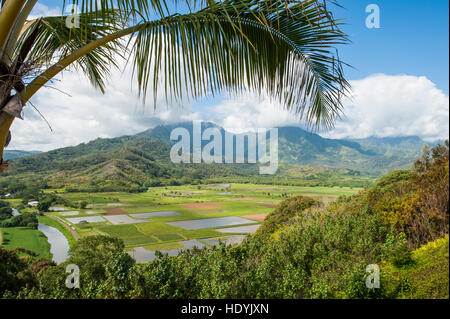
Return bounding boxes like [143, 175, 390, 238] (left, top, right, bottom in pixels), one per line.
[45, 214, 79, 241]
[0, 230, 2, 245]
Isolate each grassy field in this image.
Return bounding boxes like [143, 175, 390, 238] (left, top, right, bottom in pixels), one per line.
[0, 226, 52, 259]
[60, 183, 361, 205]
[0, 211, 75, 260]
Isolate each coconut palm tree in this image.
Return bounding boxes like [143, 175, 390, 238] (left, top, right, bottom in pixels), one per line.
[0, 0, 350, 171]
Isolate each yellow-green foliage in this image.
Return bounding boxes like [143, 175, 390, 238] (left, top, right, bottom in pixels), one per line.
[366, 142, 449, 247]
[376, 192, 420, 231]
[382, 235, 449, 299]
[256, 196, 318, 236]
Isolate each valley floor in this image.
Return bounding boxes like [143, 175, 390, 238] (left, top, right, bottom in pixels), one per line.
[2, 183, 361, 262]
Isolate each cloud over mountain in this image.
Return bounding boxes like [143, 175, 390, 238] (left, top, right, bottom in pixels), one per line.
[8, 60, 448, 152]
[323, 74, 449, 142]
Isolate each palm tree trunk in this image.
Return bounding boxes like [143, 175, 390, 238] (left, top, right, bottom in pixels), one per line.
[0, 112, 13, 171]
[0, 0, 30, 170]
[0, 60, 14, 170]
[0, 24, 139, 169]
[0, 0, 27, 52]
[1, 0, 38, 63]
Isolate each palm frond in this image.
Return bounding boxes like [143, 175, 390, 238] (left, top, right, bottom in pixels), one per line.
[15, 10, 126, 93]
[21, 0, 350, 129]
[131, 0, 350, 128]
[62, 0, 175, 25]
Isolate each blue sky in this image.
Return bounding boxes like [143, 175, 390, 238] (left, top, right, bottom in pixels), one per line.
[8, 1, 450, 151]
[336, 0, 449, 94]
[163, 0, 450, 116]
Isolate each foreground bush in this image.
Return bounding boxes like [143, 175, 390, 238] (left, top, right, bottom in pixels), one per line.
[381, 235, 449, 299]
[368, 142, 449, 247]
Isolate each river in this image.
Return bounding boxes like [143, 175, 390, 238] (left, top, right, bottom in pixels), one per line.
[37, 223, 70, 264]
[12, 208, 70, 264]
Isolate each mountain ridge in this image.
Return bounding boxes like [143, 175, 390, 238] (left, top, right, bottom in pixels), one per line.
[3, 150, 42, 160]
[139, 122, 426, 172]
[0, 122, 435, 193]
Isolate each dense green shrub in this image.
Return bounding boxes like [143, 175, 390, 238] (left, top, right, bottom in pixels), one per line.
[0, 248, 54, 298]
[0, 201, 12, 221]
[381, 235, 449, 299]
[381, 233, 413, 267]
[37, 198, 52, 212]
[369, 142, 449, 247]
[0, 212, 38, 229]
[256, 195, 318, 235]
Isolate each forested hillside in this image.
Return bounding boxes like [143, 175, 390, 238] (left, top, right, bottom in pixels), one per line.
[3, 150, 41, 160]
[141, 122, 427, 174]
[0, 135, 258, 193]
[0, 123, 431, 194]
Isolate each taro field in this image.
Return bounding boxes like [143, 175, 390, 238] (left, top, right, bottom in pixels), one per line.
[41, 183, 361, 262]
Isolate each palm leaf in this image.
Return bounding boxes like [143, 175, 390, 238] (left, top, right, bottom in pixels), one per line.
[130, 0, 350, 128]
[15, 10, 126, 93]
[22, 0, 350, 129]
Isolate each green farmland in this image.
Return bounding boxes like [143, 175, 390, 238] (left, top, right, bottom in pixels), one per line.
[30, 183, 361, 260]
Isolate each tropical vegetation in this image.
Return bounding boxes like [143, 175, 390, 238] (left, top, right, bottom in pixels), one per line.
[1, 0, 349, 172]
[0, 141, 447, 299]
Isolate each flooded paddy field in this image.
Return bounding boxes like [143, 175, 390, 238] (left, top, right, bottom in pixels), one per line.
[167, 216, 256, 230]
[28, 183, 360, 262]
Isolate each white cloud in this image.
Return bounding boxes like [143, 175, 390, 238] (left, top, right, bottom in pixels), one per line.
[8, 72, 449, 151]
[201, 74, 449, 143]
[8, 56, 200, 151]
[323, 74, 449, 142]
[28, 3, 62, 20]
[204, 93, 302, 133]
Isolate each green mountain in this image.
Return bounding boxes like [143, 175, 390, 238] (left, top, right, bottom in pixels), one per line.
[140, 122, 426, 174]
[0, 134, 257, 192]
[350, 136, 432, 150]
[276, 127, 425, 173]
[0, 122, 432, 192]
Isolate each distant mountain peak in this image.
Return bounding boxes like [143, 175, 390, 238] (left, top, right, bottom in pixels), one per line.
[3, 150, 42, 160]
[349, 135, 431, 150]
[2, 122, 427, 189]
